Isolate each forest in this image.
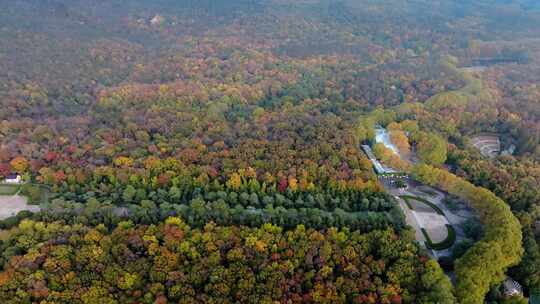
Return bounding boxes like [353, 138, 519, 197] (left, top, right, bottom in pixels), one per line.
[0, 0, 539, 303]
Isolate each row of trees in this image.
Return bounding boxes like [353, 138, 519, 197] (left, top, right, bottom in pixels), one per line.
[24, 160, 402, 230]
[17, 195, 403, 235]
[42, 165, 385, 211]
[412, 164, 523, 304]
[449, 147, 540, 295]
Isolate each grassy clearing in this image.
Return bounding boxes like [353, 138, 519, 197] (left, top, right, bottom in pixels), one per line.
[422, 225, 456, 250]
[400, 195, 445, 215]
[0, 184, 20, 195]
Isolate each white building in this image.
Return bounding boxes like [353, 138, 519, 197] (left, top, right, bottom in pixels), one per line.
[3, 173, 22, 184]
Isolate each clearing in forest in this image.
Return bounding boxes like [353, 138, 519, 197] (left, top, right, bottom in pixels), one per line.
[0, 195, 40, 220]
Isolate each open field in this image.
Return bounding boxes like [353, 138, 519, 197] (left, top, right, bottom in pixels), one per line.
[0, 195, 40, 220]
[0, 184, 20, 195]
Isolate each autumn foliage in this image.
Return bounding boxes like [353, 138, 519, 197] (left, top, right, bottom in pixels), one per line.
[0, 218, 453, 303]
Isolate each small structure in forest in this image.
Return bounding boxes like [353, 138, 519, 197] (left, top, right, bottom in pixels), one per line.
[502, 277, 523, 298]
[470, 134, 501, 158]
[2, 173, 22, 184]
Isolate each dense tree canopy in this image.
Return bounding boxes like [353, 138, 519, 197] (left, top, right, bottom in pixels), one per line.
[0, 218, 454, 304]
[0, 0, 538, 303]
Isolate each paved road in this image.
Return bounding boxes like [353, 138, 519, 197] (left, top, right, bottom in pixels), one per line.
[396, 197, 426, 243]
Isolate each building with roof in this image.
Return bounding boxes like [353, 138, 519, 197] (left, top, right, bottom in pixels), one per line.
[2, 173, 22, 184]
[503, 277, 523, 298]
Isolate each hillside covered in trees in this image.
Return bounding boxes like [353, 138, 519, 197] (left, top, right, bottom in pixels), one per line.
[0, 1, 539, 303]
